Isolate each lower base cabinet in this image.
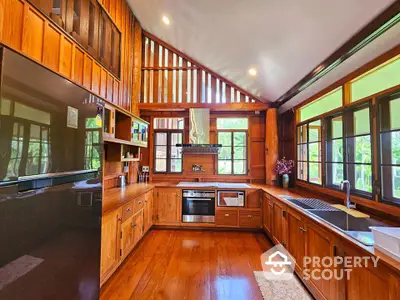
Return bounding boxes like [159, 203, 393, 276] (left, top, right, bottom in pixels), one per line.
[153, 188, 181, 225]
[101, 190, 152, 286]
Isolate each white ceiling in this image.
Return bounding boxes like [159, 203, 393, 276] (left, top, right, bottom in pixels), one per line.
[128, 0, 397, 108]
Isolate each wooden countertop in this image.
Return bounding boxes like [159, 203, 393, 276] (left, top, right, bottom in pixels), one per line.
[103, 183, 154, 214]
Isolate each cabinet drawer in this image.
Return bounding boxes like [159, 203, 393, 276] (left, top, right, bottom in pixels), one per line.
[239, 210, 262, 228]
[121, 201, 134, 222]
[134, 196, 145, 213]
[216, 209, 238, 227]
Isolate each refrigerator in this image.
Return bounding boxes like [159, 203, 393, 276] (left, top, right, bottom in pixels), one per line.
[0, 48, 103, 299]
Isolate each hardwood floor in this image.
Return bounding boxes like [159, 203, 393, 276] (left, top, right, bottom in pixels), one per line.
[100, 229, 274, 300]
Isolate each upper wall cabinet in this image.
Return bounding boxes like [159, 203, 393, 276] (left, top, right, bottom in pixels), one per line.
[30, 0, 121, 77]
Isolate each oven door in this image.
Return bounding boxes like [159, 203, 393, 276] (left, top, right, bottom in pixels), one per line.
[182, 197, 215, 223]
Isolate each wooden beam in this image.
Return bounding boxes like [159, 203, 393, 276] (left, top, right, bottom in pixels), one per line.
[139, 102, 269, 112]
[143, 30, 267, 104]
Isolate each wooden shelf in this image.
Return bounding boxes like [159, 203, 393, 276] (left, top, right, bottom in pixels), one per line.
[122, 158, 140, 162]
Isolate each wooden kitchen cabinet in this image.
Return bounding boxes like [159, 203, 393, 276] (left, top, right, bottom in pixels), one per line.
[154, 188, 181, 225]
[103, 104, 115, 139]
[286, 208, 306, 272]
[143, 190, 153, 233]
[271, 197, 287, 246]
[216, 209, 239, 227]
[262, 193, 273, 236]
[239, 209, 262, 228]
[132, 211, 144, 245]
[120, 213, 134, 258]
[246, 189, 261, 208]
[100, 208, 121, 283]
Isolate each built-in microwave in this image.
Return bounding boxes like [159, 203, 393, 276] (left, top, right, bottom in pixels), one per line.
[217, 190, 245, 207]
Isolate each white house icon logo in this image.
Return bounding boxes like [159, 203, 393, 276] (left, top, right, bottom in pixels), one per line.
[260, 244, 295, 281]
[265, 251, 292, 275]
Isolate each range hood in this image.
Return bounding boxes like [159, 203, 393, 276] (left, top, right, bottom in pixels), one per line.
[176, 108, 221, 154]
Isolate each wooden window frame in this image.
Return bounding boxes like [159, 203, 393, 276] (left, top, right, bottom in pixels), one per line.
[153, 130, 183, 174]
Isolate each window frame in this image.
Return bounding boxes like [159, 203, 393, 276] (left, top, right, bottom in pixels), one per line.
[216, 129, 248, 175]
[153, 129, 184, 174]
[376, 89, 400, 207]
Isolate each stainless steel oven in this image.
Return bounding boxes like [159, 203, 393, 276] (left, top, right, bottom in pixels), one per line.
[182, 190, 215, 223]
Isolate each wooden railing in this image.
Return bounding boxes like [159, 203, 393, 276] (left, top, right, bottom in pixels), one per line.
[140, 32, 267, 109]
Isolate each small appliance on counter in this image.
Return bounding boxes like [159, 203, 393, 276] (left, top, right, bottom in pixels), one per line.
[117, 175, 126, 187]
[217, 190, 245, 207]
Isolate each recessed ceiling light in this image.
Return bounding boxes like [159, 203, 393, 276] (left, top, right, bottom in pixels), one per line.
[162, 16, 170, 25]
[248, 68, 257, 77]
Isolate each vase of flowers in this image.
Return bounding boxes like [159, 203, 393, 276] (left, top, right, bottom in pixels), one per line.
[274, 158, 294, 189]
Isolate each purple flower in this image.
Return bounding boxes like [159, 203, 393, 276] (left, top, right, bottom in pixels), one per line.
[273, 157, 294, 176]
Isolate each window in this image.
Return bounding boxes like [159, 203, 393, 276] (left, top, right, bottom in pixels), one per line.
[299, 87, 343, 122]
[217, 118, 248, 175]
[378, 90, 400, 205]
[296, 120, 322, 184]
[26, 124, 51, 175]
[344, 106, 373, 195]
[153, 118, 184, 173]
[351, 55, 400, 102]
[326, 115, 344, 187]
[85, 118, 101, 170]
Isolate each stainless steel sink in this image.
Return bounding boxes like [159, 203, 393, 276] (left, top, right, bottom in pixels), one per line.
[285, 197, 339, 211]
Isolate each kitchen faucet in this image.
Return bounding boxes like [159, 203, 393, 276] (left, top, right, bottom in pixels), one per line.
[340, 180, 356, 209]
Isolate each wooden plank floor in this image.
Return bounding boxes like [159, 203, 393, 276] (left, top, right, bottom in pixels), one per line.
[100, 229, 274, 300]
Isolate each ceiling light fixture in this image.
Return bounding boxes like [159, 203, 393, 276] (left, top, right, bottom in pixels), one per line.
[162, 16, 170, 25]
[248, 68, 257, 77]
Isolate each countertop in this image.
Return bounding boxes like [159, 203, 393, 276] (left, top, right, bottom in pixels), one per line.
[103, 183, 154, 214]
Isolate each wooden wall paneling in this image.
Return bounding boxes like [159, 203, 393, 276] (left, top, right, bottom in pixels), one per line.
[73, 47, 85, 85]
[159, 46, 165, 103]
[265, 108, 279, 185]
[109, 0, 116, 21]
[191, 66, 195, 103]
[204, 72, 209, 103]
[119, 0, 126, 107]
[59, 36, 73, 77]
[152, 43, 159, 103]
[182, 59, 188, 103]
[197, 67, 202, 103]
[0, 0, 24, 50]
[240, 93, 245, 103]
[131, 19, 142, 115]
[107, 73, 114, 102]
[127, 12, 134, 111]
[226, 84, 231, 104]
[22, 5, 45, 62]
[100, 67, 107, 98]
[83, 54, 93, 89]
[92, 61, 101, 94]
[115, 0, 122, 29]
[43, 23, 61, 72]
[113, 78, 119, 106]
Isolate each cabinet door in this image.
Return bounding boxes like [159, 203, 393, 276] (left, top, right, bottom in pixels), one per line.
[103, 104, 115, 139]
[100, 208, 121, 280]
[286, 208, 305, 272]
[305, 220, 338, 300]
[120, 214, 134, 258]
[262, 193, 273, 236]
[272, 199, 286, 246]
[246, 189, 261, 208]
[155, 188, 181, 225]
[143, 190, 153, 232]
[132, 211, 144, 246]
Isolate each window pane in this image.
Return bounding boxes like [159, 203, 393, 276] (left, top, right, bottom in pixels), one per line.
[218, 160, 232, 174]
[326, 163, 344, 186]
[355, 136, 371, 164]
[217, 118, 248, 129]
[171, 146, 182, 159]
[309, 120, 321, 142]
[297, 125, 307, 144]
[234, 147, 246, 159]
[351, 56, 400, 102]
[309, 163, 322, 185]
[154, 118, 184, 129]
[297, 162, 307, 181]
[297, 144, 307, 161]
[308, 142, 321, 162]
[234, 160, 246, 174]
[171, 132, 182, 146]
[218, 132, 232, 146]
[155, 146, 167, 158]
[354, 164, 372, 193]
[170, 159, 182, 173]
[332, 116, 343, 138]
[381, 166, 400, 201]
[155, 159, 167, 172]
[353, 108, 370, 135]
[300, 87, 342, 121]
[390, 98, 400, 130]
[234, 132, 246, 146]
[155, 133, 167, 145]
[218, 147, 232, 159]
[332, 140, 343, 162]
[381, 131, 400, 165]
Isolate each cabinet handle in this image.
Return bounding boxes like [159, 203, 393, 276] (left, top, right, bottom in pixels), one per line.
[225, 214, 230, 217]
[126, 207, 132, 212]
[248, 215, 252, 218]
[118, 217, 122, 222]
[132, 224, 137, 228]
[300, 227, 307, 232]
[138, 201, 142, 204]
